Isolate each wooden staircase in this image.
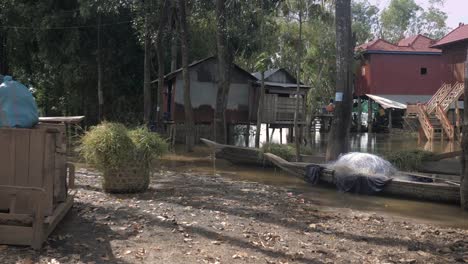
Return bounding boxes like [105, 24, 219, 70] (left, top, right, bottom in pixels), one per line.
[418, 83, 464, 141]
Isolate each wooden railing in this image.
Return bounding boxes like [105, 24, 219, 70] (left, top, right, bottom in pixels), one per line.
[261, 94, 305, 123]
[426, 83, 452, 114]
[435, 104, 454, 140]
[417, 104, 433, 141]
[439, 82, 464, 112]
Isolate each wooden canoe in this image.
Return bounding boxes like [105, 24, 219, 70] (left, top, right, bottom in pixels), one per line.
[200, 138, 326, 166]
[263, 153, 460, 204]
[200, 138, 271, 166]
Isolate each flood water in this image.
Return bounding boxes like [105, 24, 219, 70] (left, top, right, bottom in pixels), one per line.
[234, 125, 460, 155]
[161, 145, 468, 229]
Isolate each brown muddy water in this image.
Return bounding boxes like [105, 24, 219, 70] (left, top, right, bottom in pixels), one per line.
[235, 129, 460, 155]
[160, 145, 468, 229]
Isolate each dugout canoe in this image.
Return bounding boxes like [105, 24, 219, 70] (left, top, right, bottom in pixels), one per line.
[200, 138, 271, 166]
[263, 153, 460, 204]
[200, 138, 326, 166]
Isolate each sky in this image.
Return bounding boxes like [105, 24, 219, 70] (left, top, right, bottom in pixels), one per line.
[368, 0, 468, 30]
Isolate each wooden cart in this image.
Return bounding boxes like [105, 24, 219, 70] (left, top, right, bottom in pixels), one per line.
[0, 122, 77, 249]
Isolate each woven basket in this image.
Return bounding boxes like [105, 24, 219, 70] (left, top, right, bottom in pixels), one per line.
[102, 166, 150, 193]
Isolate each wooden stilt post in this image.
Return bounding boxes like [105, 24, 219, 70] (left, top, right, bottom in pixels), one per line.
[270, 127, 276, 142]
[280, 127, 283, 144]
[245, 124, 250, 147]
[266, 124, 270, 143]
[357, 97, 362, 132]
[456, 100, 461, 139]
[368, 98, 373, 133]
[388, 108, 392, 131]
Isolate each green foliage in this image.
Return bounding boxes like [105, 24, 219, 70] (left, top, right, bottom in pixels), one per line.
[384, 150, 434, 171]
[80, 122, 167, 172]
[129, 126, 168, 162]
[352, 0, 380, 45]
[380, 0, 448, 43]
[260, 143, 295, 161]
[80, 122, 135, 171]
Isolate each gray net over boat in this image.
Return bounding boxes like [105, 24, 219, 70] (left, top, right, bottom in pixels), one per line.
[306, 153, 395, 194]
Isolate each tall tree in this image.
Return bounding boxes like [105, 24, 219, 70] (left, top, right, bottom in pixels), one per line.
[178, 0, 195, 151]
[97, 12, 104, 121]
[293, 1, 304, 162]
[352, 0, 379, 45]
[214, 0, 231, 144]
[143, 1, 152, 125]
[462, 50, 468, 210]
[409, 0, 448, 40]
[326, 0, 353, 161]
[380, 0, 420, 43]
[155, 0, 169, 125]
[254, 0, 266, 149]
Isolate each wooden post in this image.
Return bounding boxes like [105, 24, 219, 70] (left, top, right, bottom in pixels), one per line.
[245, 124, 250, 147]
[368, 98, 373, 133]
[288, 127, 293, 143]
[456, 100, 461, 138]
[270, 127, 276, 142]
[266, 124, 270, 143]
[357, 97, 362, 132]
[280, 127, 283, 144]
[461, 47, 468, 210]
[388, 108, 392, 131]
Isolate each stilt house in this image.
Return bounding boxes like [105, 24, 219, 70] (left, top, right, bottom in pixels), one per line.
[161, 57, 310, 141]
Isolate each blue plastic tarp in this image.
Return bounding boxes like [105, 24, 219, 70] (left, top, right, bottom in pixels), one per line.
[0, 75, 39, 128]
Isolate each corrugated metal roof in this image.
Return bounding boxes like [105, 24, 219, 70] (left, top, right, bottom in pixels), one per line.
[259, 81, 310, 89]
[158, 56, 257, 82]
[432, 24, 468, 48]
[366, 94, 407, 109]
[252, 69, 280, 80]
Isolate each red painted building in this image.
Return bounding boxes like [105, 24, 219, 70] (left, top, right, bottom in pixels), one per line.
[355, 35, 449, 104]
[432, 23, 468, 85]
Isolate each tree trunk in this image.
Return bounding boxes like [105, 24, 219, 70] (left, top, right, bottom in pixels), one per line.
[178, 0, 195, 152]
[0, 29, 8, 74]
[461, 49, 468, 210]
[143, 6, 152, 125]
[214, 0, 231, 144]
[255, 71, 265, 148]
[326, 0, 353, 161]
[155, 0, 169, 125]
[293, 10, 303, 162]
[97, 13, 104, 122]
[170, 2, 178, 72]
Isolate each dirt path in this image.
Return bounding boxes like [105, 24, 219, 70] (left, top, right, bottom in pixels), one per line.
[1, 168, 467, 264]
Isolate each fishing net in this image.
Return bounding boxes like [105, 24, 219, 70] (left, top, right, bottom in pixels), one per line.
[305, 153, 395, 194]
[331, 153, 395, 194]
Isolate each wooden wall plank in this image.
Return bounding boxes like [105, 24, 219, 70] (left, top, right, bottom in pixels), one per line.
[13, 130, 31, 214]
[28, 130, 45, 188]
[14, 130, 30, 186]
[42, 133, 55, 216]
[0, 130, 13, 185]
[0, 130, 14, 211]
[0, 225, 33, 246]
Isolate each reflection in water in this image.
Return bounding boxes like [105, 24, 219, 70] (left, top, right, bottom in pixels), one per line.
[233, 126, 459, 155]
[161, 149, 468, 229]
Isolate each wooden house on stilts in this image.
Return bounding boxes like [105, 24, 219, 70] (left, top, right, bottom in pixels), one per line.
[160, 56, 310, 144]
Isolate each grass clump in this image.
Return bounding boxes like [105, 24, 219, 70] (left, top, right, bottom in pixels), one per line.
[384, 150, 434, 171]
[80, 122, 134, 171]
[260, 143, 295, 161]
[80, 122, 168, 192]
[129, 126, 168, 162]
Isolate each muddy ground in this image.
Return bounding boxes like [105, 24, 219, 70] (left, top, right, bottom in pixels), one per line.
[1, 165, 467, 264]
